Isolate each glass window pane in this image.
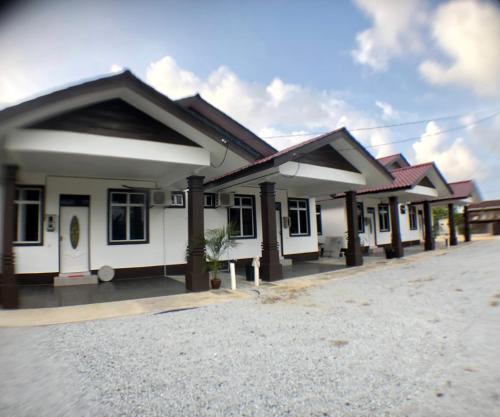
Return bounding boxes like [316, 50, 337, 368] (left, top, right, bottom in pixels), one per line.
[129, 206, 145, 240]
[111, 206, 127, 241]
[289, 200, 297, 208]
[299, 210, 308, 234]
[299, 201, 307, 209]
[229, 208, 241, 236]
[23, 204, 40, 241]
[290, 210, 299, 234]
[242, 208, 253, 236]
[130, 193, 145, 204]
[111, 193, 127, 204]
[23, 189, 40, 201]
[241, 197, 252, 206]
[234, 197, 240, 206]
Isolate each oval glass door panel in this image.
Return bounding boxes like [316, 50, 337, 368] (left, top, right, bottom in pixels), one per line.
[70, 215, 80, 249]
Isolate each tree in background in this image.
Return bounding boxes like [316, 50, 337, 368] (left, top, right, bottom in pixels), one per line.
[433, 206, 464, 236]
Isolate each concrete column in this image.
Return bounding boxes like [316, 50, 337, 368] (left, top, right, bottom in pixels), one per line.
[463, 206, 471, 242]
[259, 182, 282, 281]
[1, 165, 18, 308]
[423, 200, 435, 251]
[345, 191, 363, 267]
[389, 196, 404, 258]
[185, 176, 209, 292]
[448, 203, 458, 246]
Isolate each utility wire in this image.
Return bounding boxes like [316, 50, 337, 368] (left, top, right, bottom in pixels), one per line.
[260, 107, 500, 140]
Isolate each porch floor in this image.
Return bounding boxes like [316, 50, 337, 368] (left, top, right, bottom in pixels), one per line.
[18, 276, 187, 309]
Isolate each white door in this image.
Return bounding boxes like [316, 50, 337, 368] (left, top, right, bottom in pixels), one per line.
[276, 209, 283, 259]
[60, 206, 89, 273]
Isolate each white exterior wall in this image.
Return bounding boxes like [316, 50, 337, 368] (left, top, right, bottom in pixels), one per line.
[319, 196, 423, 248]
[13, 177, 319, 276]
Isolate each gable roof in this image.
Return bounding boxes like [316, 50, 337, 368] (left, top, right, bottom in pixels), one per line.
[0, 70, 264, 162]
[176, 94, 277, 159]
[449, 180, 476, 199]
[377, 153, 411, 169]
[204, 127, 394, 187]
[334, 162, 453, 197]
[468, 199, 500, 210]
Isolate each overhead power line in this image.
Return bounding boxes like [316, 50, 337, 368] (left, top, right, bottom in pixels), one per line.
[261, 107, 500, 140]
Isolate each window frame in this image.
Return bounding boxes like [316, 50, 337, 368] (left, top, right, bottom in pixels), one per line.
[288, 198, 311, 237]
[408, 205, 418, 230]
[316, 204, 323, 236]
[107, 189, 149, 245]
[227, 194, 257, 239]
[169, 191, 185, 208]
[204, 193, 216, 209]
[13, 185, 44, 246]
[378, 203, 391, 232]
[357, 202, 365, 233]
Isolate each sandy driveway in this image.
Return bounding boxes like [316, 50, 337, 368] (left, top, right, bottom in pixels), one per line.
[1, 238, 499, 417]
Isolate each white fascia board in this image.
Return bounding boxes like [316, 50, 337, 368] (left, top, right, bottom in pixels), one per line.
[6, 129, 210, 167]
[411, 185, 439, 197]
[279, 162, 366, 186]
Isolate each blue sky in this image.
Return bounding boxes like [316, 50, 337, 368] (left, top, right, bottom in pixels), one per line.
[1, 0, 499, 198]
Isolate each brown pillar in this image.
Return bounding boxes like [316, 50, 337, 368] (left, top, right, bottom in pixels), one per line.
[1, 165, 18, 308]
[423, 200, 435, 250]
[185, 176, 209, 292]
[389, 196, 404, 258]
[259, 182, 282, 281]
[448, 203, 457, 246]
[345, 191, 363, 267]
[463, 206, 471, 242]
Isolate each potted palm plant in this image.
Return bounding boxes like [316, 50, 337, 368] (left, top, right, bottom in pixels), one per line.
[204, 225, 239, 289]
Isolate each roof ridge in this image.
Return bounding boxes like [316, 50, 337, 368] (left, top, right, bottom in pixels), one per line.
[449, 179, 472, 184]
[391, 162, 433, 172]
[377, 153, 402, 160]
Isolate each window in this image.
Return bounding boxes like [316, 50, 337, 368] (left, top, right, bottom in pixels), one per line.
[170, 192, 185, 207]
[357, 202, 365, 233]
[378, 204, 390, 232]
[108, 190, 148, 244]
[408, 205, 418, 230]
[228, 195, 256, 238]
[288, 198, 310, 236]
[316, 204, 323, 236]
[204, 193, 216, 208]
[14, 187, 43, 245]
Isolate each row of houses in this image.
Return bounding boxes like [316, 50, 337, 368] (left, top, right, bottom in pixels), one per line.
[0, 71, 482, 308]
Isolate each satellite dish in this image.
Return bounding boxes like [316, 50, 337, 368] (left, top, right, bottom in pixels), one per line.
[98, 265, 115, 282]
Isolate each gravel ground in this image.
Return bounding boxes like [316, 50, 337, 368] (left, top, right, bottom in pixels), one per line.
[1, 238, 500, 417]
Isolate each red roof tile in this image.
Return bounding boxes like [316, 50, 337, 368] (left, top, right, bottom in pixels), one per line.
[377, 154, 402, 166]
[448, 180, 474, 200]
[468, 199, 500, 210]
[336, 163, 435, 196]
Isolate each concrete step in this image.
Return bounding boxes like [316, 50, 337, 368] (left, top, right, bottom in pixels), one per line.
[54, 274, 98, 287]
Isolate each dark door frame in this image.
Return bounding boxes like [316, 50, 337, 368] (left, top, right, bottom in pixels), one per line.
[58, 194, 91, 273]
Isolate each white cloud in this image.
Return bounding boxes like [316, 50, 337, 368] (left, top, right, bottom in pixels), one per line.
[412, 121, 483, 181]
[146, 55, 397, 155]
[419, 0, 500, 97]
[109, 64, 123, 73]
[375, 100, 398, 120]
[351, 0, 426, 71]
[0, 72, 38, 107]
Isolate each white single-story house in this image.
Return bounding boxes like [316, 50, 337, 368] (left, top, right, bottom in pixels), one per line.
[0, 70, 395, 308]
[318, 153, 454, 257]
[429, 179, 482, 242]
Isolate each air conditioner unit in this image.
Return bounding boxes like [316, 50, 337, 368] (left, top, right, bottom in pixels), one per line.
[217, 192, 235, 207]
[282, 216, 291, 229]
[152, 190, 168, 206]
